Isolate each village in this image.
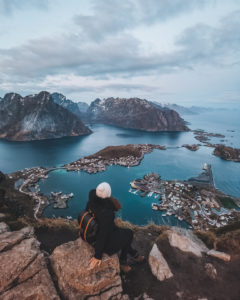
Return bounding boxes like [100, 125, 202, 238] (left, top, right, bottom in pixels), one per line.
[9, 167, 74, 218]
[64, 144, 166, 173]
[130, 164, 240, 230]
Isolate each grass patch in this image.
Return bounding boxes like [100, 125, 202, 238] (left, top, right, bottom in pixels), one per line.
[218, 196, 239, 210]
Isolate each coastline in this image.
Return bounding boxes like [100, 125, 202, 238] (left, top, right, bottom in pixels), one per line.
[7, 144, 240, 228]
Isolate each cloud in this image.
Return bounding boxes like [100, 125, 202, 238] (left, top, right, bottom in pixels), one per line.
[0, 3, 239, 102]
[175, 10, 240, 67]
[1, 9, 239, 82]
[0, 0, 49, 15]
[74, 0, 210, 41]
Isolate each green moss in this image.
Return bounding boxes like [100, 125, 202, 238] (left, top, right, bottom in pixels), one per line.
[218, 196, 239, 209]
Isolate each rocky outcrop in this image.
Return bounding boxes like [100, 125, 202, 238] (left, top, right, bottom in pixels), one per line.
[166, 227, 209, 257]
[87, 97, 188, 132]
[207, 249, 231, 262]
[0, 222, 9, 234]
[0, 225, 59, 300]
[0, 91, 91, 141]
[50, 237, 123, 300]
[148, 243, 173, 281]
[0, 226, 33, 252]
[213, 145, 240, 162]
[182, 144, 200, 151]
[204, 263, 217, 280]
[0, 218, 240, 300]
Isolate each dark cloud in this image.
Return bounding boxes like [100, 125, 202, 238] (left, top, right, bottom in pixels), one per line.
[0, 7, 239, 91]
[0, 0, 49, 15]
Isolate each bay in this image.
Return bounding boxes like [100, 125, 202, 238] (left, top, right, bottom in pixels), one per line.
[0, 108, 239, 226]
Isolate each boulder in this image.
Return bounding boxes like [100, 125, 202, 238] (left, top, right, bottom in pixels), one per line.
[0, 213, 6, 219]
[1, 268, 59, 300]
[0, 227, 59, 299]
[50, 237, 123, 300]
[166, 228, 208, 257]
[0, 222, 10, 234]
[0, 237, 41, 292]
[148, 243, 173, 281]
[0, 226, 34, 252]
[204, 263, 217, 280]
[207, 249, 231, 262]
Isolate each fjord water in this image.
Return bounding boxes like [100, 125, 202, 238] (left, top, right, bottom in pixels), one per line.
[1, 108, 240, 225]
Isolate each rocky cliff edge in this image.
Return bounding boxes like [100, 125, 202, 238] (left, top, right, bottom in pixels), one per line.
[0, 215, 239, 300]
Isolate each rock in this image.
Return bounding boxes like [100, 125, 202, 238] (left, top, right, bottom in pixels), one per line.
[0, 229, 59, 299]
[207, 249, 231, 262]
[1, 268, 60, 300]
[205, 263, 217, 280]
[0, 213, 6, 219]
[0, 226, 34, 252]
[0, 237, 41, 292]
[166, 228, 208, 257]
[0, 222, 10, 234]
[143, 292, 154, 300]
[50, 237, 122, 300]
[148, 243, 173, 281]
[0, 226, 59, 299]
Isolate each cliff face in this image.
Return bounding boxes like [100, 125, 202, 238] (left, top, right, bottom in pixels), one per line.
[51, 92, 82, 118]
[0, 91, 92, 141]
[88, 97, 188, 131]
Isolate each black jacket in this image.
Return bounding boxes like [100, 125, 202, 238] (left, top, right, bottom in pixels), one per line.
[86, 189, 118, 259]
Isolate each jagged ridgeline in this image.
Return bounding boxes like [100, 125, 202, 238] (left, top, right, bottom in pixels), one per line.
[87, 97, 189, 131]
[0, 91, 92, 141]
[0, 92, 189, 141]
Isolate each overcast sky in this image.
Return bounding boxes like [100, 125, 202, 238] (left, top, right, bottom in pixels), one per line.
[0, 0, 239, 106]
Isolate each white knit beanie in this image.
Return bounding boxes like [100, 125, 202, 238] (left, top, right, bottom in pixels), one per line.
[96, 182, 111, 199]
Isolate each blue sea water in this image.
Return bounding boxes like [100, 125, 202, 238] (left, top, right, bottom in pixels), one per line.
[0, 108, 239, 226]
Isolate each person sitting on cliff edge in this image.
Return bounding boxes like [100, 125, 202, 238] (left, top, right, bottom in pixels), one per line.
[87, 182, 144, 273]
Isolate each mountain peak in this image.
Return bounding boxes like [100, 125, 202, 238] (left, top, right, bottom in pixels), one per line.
[0, 92, 91, 141]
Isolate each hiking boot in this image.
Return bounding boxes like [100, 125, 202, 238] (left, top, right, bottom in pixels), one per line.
[120, 264, 132, 273]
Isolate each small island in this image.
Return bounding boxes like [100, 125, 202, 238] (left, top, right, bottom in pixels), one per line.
[64, 144, 166, 173]
[182, 144, 200, 151]
[213, 145, 240, 162]
[193, 129, 225, 143]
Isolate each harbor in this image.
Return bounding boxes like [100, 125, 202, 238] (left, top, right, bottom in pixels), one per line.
[129, 165, 240, 230]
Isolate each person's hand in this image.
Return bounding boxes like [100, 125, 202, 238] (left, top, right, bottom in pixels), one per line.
[89, 257, 101, 269]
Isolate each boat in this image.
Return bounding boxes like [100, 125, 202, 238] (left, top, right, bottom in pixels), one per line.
[67, 216, 72, 220]
[162, 213, 167, 217]
[167, 210, 173, 216]
[152, 203, 161, 210]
